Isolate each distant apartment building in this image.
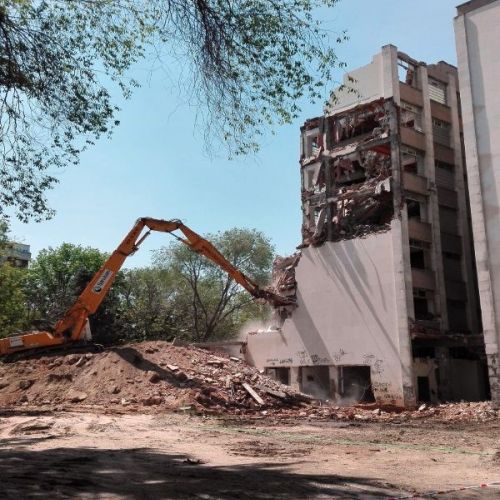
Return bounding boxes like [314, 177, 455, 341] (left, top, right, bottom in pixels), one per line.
[2, 242, 31, 268]
[246, 45, 488, 407]
[455, 0, 500, 405]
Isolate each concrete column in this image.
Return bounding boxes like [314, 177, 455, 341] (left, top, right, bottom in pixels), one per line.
[436, 347, 452, 401]
[389, 101, 416, 407]
[382, 45, 400, 104]
[329, 366, 339, 401]
[447, 75, 480, 334]
[289, 367, 301, 392]
[419, 66, 449, 330]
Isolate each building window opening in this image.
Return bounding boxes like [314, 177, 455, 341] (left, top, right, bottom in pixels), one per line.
[428, 77, 448, 105]
[339, 366, 375, 403]
[413, 288, 434, 321]
[410, 247, 426, 269]
[401, 102, 423, 132]
[299, 366, 331, 399]
[398, 58, 418, 87]
[417, 376, 431, 402]
[402, 147, 425, 176]
[432, 118, 451, 147]
[407, 199, 421, 219]
[265, 367, 290, 385]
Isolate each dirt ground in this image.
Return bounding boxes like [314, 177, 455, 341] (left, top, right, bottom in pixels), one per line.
[1, 409, 499, 499]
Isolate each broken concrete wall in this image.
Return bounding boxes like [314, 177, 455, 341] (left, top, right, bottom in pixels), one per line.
[325, 46, 399, 115]
[246, 227, 415, 407]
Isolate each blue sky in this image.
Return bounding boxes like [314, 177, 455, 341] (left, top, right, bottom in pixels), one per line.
[9, 0, 462, 268]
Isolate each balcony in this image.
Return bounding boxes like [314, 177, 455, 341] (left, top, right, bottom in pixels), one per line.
[401, 127, 426, 151]
[400, 83, 424, 107]
[434, 143, 455, 164]
[412, 268, 436, 291]
[437, 187, 458, 209]
[408, 219, 432, 243]
[403, 172, 427, 195]
[430, 101, 452, 123]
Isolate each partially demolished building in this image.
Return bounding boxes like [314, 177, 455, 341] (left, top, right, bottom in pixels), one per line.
[246, 45, 488, 407]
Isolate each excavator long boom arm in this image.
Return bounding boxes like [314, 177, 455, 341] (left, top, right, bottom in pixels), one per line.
[0, 218, 293, 355]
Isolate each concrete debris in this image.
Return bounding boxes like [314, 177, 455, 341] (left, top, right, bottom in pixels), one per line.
[240, 401, 499, 424]
[269, 253, 301, 302]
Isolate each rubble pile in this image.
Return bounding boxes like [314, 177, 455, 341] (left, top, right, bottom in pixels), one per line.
[0, 341, 310, 414]
[1, 342, 498, 423]
[252, 401, 499, 424]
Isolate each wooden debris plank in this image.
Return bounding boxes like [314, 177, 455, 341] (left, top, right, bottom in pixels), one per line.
[242, 382, 264, 405]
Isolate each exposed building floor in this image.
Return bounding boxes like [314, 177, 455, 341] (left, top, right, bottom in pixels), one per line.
[0, 410, 499, 499]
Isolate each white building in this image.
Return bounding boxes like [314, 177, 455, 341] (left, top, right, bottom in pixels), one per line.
[245, 45, 488, 407]
[454, 0, 500, 405]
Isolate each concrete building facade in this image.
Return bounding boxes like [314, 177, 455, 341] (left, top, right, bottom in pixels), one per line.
[2, 242, 31, 268]
[454, 0, 500, 405]
[246, 45, 488, 407]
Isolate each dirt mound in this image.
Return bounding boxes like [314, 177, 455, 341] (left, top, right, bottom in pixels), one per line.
[0, 341, 310, 414]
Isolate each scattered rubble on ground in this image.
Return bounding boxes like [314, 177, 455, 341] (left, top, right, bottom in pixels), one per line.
[254, 400, 499, 424]
[0, 340, 498, 424]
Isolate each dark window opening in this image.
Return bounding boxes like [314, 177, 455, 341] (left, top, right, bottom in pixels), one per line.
[404, 161, 418, 174]
[447, 300, 468, 332]
[410, 248, 426, 269]
[417, 376, 431, 402]
[435, 160, 454, 172]
[443, 251, 461, 261]
[414, 297, 431, 320]
[339, 366, 375, 403]
[299, 366, 331, 400]
[265, 367, 290, 385]
[412, 346, 435, 358]
[407, 199, 421, 219]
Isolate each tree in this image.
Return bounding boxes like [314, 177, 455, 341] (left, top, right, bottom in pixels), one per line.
[120, 267, 177, 341]
[0, 262, 28, 337]
[24, 243, 125, 343]
[0, 217, 29, 337]
[153, 228, 274, 341]
[0, 0, 345, 221]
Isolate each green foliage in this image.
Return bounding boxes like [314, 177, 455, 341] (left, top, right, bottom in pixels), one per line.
[120, 267, 177, 341]
[0, 217, 29, 337]
[0, 0, 346, 220]
[153, 228, 274, 341]
[0, 0, 153, 221]
[0, 217, 8, 255]
[0, 262, 28, 337]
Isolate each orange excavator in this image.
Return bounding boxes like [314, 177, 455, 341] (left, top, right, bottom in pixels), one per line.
[0, 217, 293, 356]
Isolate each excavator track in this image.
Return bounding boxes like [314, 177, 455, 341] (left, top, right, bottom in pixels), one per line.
[2, 342, 104, 363]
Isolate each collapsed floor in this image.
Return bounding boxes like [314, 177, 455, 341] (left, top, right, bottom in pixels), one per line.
[0, 340, 498, 424]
